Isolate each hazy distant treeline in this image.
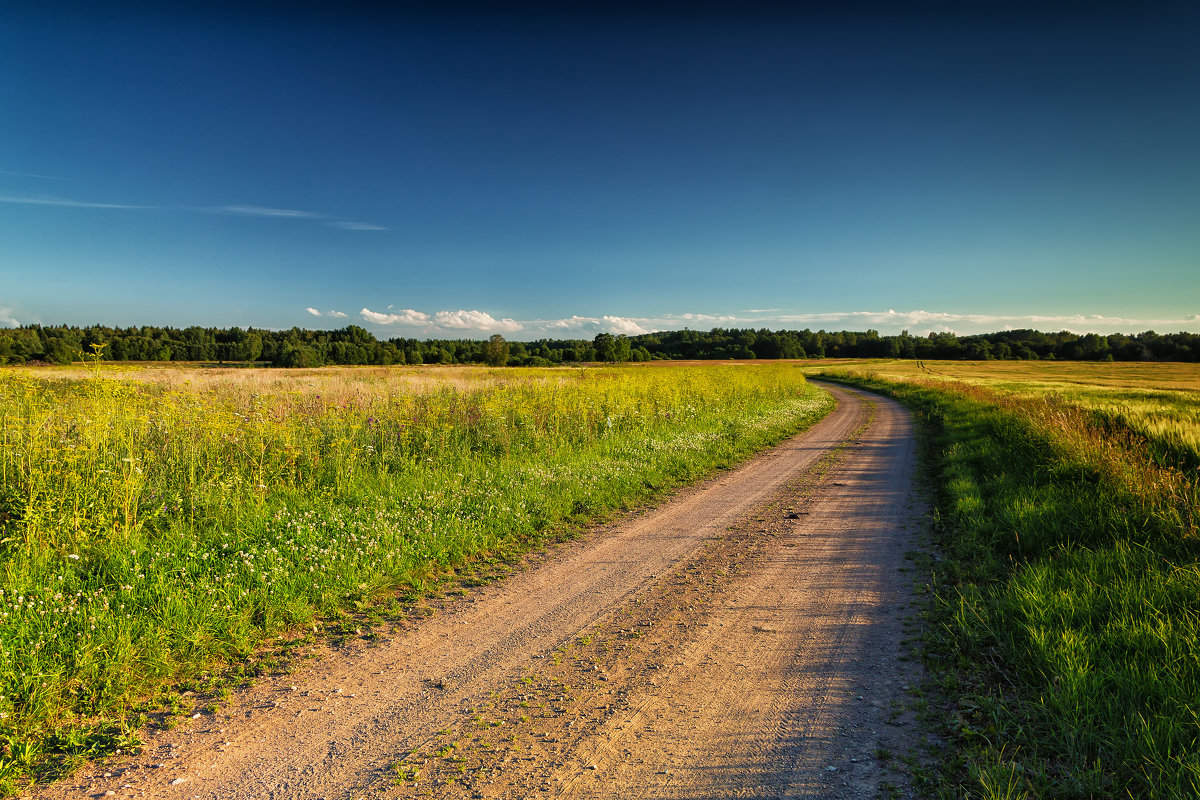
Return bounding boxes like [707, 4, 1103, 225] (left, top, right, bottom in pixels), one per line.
[1, 324, 1197, 366]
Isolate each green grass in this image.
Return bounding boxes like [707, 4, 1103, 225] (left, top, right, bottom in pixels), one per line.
[0, 363, 831, 787]
[816, 369, 1200, 799]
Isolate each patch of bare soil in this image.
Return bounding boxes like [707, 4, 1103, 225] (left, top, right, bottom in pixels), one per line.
[33, 384, 928, 800]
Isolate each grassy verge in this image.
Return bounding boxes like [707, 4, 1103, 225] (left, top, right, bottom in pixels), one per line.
[0, 364, 831, 790]
[818, 370, 1199, 799]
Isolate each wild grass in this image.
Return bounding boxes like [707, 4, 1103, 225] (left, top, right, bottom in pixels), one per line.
[815, 367, 1200, 799]
[0, 363, 830, 789]
[808, 359, 1200, 469]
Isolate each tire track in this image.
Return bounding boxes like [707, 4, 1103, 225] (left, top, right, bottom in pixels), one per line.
[546, 384, 923, 799]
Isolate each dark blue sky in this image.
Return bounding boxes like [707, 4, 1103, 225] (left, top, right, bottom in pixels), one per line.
[2, 2, 1198, 337]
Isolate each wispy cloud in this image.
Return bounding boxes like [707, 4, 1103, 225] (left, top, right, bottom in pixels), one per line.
[676, 312, 739, 324]
[326, 220, 388, 231]
[0, 305, 21, 328]
[0, 188, 384, 230]
[0, 169, 74, 181]
[212, 204, 385, 231]
[0, 194, 150, 210]
[307, 308, 349, 319]
[215, 205, 322, 219]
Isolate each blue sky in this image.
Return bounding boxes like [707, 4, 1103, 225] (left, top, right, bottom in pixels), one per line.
[2, 2, 1198, 339]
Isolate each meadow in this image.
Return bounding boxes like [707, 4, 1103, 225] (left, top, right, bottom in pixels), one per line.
[0, 362, 831, 788]
[810, 358, 1200, 469]
[811, 360, 1200, 799]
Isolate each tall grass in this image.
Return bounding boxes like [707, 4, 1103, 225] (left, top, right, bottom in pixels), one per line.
[817, 369, 1200, 799]
[806, 359, 1200, 469]
[0, 364, 831, 787]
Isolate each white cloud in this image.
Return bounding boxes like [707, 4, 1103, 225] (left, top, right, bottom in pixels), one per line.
[215, 206, 385, 231]
[0, 190, 387, 234]
[0, 194, 149, 209]
[347, 306, 1200, 340]
[434, 310, 523, 332]
[546, 315, 600, 330]
[217, 205, 321, 219]
[358, 307, 522, 333]
[0, 306, 20, 327]
[306, 307, 349, 319]
[327, 220, 388, 231]
[0, 169, 74, 181]
[746, 309, 1200, 336]
[676, 312, 739, 324]
[534, 315, 657, 336]
[532, 309, 1200, 338]
[601, 315, 650, 335]
[360, 307, 431, 326]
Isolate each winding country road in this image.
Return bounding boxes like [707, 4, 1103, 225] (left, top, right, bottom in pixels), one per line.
[39, 382, 926, 800]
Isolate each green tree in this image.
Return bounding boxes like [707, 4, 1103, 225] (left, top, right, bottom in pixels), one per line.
[613, 335, 632, 362]
[594, 333, 617, 362]
[483, 334, 510, 367]
[45, 337, 75, 364]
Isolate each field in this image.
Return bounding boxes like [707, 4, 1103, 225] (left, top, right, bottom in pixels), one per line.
[808, 358, 1200, 467]
[0, 363, 832, 788]
[7, 357, 1200, 798]
[809, 360, 1200, 799]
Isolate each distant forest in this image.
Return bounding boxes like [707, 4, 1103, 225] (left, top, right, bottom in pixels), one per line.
[1, 324, 1198, 366]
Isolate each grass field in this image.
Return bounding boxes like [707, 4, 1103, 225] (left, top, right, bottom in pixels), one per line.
[0, 363, 832, 789]
[808, 358, 1200, 469]
[810, 361, 1200, 799]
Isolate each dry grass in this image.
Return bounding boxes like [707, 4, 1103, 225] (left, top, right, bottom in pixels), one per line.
[804, 359, 1200, 467]
[803, 358, 1200, 391]
[7, 363, 573, 408]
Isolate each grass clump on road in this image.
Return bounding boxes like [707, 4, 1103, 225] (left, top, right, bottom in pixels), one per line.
[0, 363, 830, 789]
[817, 368, 1200, 799]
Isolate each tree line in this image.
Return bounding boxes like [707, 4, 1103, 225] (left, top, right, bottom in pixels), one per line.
[0, 324, 1197, 366]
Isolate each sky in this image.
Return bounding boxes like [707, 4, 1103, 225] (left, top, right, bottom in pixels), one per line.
[2, 1, 1198, 340]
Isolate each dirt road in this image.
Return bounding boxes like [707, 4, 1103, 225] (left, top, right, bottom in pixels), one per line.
[41, 383, 926, 800]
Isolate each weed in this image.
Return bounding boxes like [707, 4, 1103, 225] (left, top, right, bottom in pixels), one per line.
[391, 762, 419, 783]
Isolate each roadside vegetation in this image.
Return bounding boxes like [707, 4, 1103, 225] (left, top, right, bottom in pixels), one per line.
[813, 361, 1200, 799]
[0, 362, 832, 790]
